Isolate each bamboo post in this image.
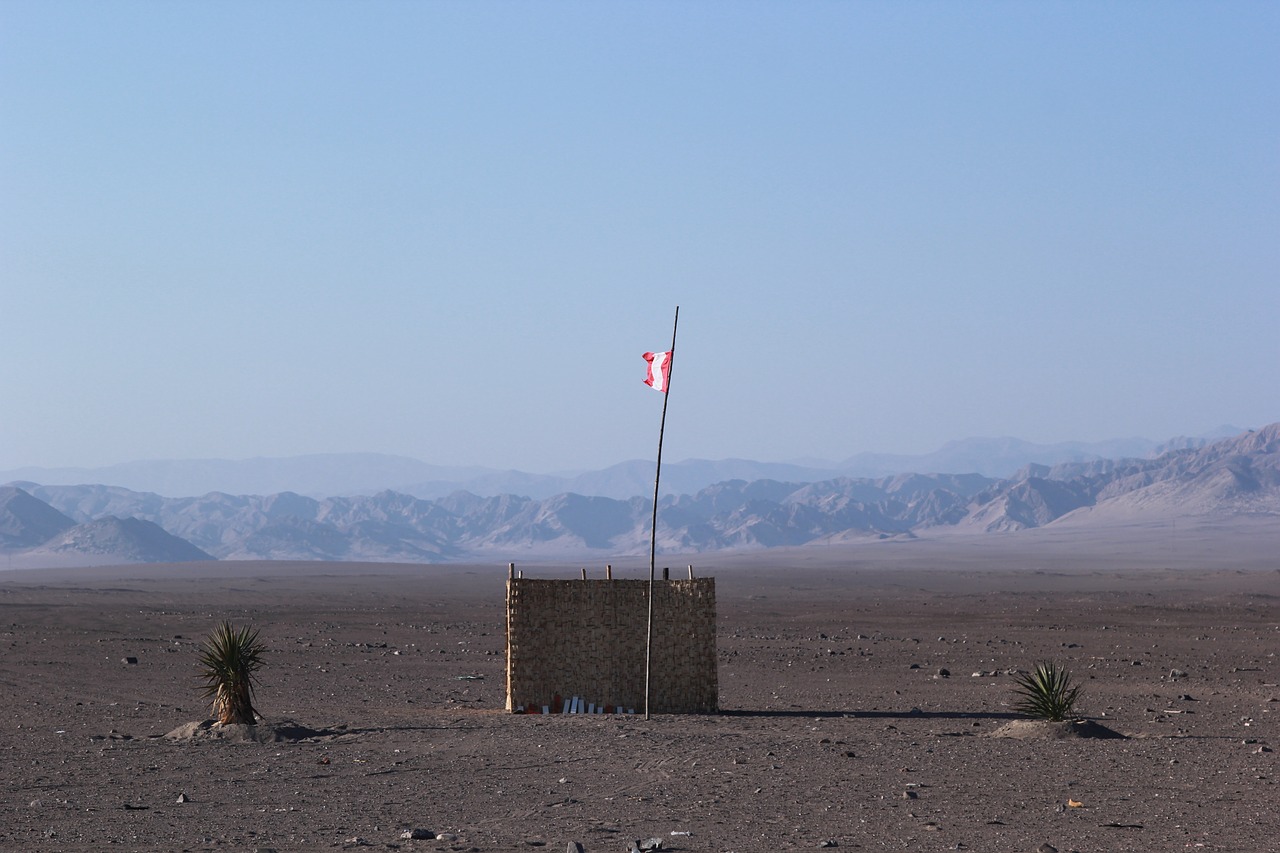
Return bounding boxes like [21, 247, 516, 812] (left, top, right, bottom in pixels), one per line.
[646, 306, 678, 720]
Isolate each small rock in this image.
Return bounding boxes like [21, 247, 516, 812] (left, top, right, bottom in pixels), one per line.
[936, 667, 950, 678]
[818, 841, 838, 848]
[1035, 845, 1058, 853]
[176, 792, 189, 803]
[401, 828, 433, 840]
[1169, 668, 1188, 680]
[566, 843, 585, 853]
[1255, 745, 1273, 754]
[122, 657, 138, 665]
[436, 833, 458, 842]
[638, 839, 664, 851]
[902, 790, 918, 799]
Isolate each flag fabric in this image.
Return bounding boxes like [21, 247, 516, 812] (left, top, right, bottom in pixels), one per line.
[643, 350, 672, 393]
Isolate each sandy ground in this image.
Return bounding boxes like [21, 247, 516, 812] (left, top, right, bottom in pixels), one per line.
[2, 525, 1277, 852]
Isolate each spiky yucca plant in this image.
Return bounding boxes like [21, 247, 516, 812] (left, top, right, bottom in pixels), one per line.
[1012, 661, 1082, 722]
[197, 621, 266, 725]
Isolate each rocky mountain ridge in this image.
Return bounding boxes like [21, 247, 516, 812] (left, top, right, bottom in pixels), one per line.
[2, 424, 1277, 566]
[0, 426, 1243, 500]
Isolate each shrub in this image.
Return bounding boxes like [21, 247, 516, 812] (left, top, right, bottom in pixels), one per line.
[197, 621, 266, 725]
[1012, 661, 1082, 722]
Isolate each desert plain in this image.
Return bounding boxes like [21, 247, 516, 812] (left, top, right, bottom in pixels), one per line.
[2, 519, 1277, 853]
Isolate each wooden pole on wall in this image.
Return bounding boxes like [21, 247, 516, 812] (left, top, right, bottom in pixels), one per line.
[645, 306, 678, 720]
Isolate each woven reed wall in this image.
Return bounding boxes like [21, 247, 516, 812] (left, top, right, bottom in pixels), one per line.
[506, 577, 717, 714]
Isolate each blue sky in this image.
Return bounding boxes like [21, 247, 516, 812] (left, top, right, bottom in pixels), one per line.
[2, 1, 1276, 473]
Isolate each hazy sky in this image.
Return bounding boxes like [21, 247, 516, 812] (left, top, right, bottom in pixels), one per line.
[2, 2, 1277, 473]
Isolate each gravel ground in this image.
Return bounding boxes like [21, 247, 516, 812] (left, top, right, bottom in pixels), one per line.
[2, 550, 1276, 852]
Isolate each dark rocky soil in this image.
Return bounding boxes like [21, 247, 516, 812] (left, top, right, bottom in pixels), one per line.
[2, 551, 1276, 852]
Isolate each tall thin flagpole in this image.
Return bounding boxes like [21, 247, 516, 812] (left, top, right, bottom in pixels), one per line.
[645, 305, 678, 720]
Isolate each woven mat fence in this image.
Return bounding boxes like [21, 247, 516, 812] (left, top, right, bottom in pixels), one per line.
[506, 575, 717, 714]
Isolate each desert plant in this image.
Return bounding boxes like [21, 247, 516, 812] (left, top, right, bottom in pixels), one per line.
[197, 621, 266, 725]
[1012, 661, 1082, 722]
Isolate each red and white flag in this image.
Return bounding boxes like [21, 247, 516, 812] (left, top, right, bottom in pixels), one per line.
[642, 350, 672, 393]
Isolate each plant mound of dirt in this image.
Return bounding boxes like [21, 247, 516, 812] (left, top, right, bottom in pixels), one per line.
[164, 718, 346, 743]
[988, 719, 1126, 740]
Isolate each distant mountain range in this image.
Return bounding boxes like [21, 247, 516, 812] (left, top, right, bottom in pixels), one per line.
[2, 423, 1276, 567]
[0, 426, 1245, 501]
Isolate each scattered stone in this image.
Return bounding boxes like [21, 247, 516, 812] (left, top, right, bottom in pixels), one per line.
[566, 842, 585, 853]
[909, 663, 920, 669]
[818, 840, 838, 847]
[1035, 845, 1058, 853]
[1179, 694, 1196, 701]
[1255, 745, 1273, 754]
[436, 832, 459, 842]
[637, 839, 664, 851]
[902, 790, 918, 799]
[1169, 668, 1188, 680]
[122, 657, 138, 665]
[923, 822, 940, 831]
[936, 668, 950, 678]
[176, 792, 189, 803]
[400, 828, 433, 840]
